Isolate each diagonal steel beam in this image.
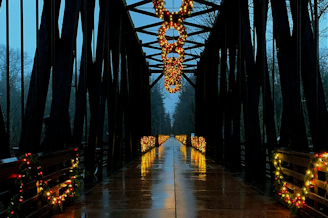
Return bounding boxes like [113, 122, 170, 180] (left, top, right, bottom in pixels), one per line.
[189, 7, 219, 18]
[147, 56, 162, 63]
[182, 73, 196, 88]
[184, 57, 199, 62]
[46, 0, 82, 150]
[184, 21, 211, 30]
[150, 73, 164, 89]
[126, 0, 152, 10]
[21, 0, 62, 152]
[142, 40, 158, 46]
[189, 29, 212, 36]
[143, 44, 162, 51]
[185, 40, 205, 46]
[193, 0, 220, 7]
[146, 53, 161, 58]
[184, 53, 200, 58]
[184, 44, 205, 50]
[135, 22, 162, 31]
[129, 8, 157, 18]
[137, 29, 157, 36]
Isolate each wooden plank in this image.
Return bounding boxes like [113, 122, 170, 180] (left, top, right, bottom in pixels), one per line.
[281, 167, 304, 181]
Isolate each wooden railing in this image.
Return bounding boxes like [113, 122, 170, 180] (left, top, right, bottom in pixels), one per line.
[275, 149, 328, 218]
[0, 149, 76, 218]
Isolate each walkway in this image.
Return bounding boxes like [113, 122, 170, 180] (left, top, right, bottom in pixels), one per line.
[53, 137, 290, 218]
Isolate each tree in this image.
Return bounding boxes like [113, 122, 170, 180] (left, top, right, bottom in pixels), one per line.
[172, 76, 195, 135]
[151, 82, 171, 135]
[0, 44, 31, 156]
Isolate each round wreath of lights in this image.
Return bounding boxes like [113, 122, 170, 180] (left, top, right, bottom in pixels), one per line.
[272, 151, 328, 215]
[158, 21, 187, 53]
[153, 0, 193, 93]
[153, 0, 194, 22]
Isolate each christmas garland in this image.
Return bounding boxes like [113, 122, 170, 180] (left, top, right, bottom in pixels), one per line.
[272, 151, 328, 215]
[6, 148, 81, 217]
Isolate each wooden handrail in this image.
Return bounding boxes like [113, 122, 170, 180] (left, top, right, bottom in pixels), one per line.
[275, 149, 328, 218]
[0, 148, 76, 218]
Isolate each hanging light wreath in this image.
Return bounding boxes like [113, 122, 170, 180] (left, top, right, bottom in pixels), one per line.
[153, 0, 193, 22]
[153, 0, 193, 93]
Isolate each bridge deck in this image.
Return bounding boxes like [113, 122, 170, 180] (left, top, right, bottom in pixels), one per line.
[53, 137, 290, 218]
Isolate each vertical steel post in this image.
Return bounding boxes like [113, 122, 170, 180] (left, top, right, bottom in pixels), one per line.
[6, 0, 10, 145]
[84, 0, 88, 144]
[20, 0, 25, 149]
[314, 0, 319, 148]
[297, 0, 302, 150]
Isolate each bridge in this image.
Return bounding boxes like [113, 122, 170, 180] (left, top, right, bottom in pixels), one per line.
[0, 0, 327, 217]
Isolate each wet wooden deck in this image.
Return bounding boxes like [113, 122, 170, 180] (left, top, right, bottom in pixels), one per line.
[52, 137, 291, 218]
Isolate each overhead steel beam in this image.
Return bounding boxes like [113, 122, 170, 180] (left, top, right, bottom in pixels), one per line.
[137, 29, 157, 36]
[185, 40, 205, 46]
[142, 40, 158, 46]
[126, 0, 152, 10]
[184, 44, 205, 50]
[150, 69, 196, 74]
[184, 57, 200, 62]
[146, 56, 162, 63]
[135, 22, 162, 31]
[146, 53, 161, 58]
[150, 73, 164, 89]
[143, 44, 162, 51]
[150, 64, 197, 68]
[129, 8, 157, 18]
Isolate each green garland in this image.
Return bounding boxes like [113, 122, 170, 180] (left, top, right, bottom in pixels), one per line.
[6, 148, 81, 217]
[272, 150, 328, 216]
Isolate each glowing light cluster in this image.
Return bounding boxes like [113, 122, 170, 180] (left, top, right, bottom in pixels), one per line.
[191, 147, 207, 175]
[272, 151, 328, 214]
[175, 135, 187, 145]
[141, 148, 156, 177]
[6, 153, 44, 217]
[152, 0, 194, 93]
[191, 136, 206, 153]
[141, 136, 156, 153]
[6, 149, 81, 217]
[158, 135, 170, 145]
[153, 0, 193, 23]
[44, 148, 81, 212]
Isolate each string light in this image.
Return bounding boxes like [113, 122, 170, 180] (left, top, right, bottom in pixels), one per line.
[191, 136, 206, 153]
[158, 135, 170, 145]
[141, 136, 156, 153]
[272, 151, 328, 215]
[176, 135, 187, 145]
[152, 0, 193, 93]
[6, 149, 81, 217]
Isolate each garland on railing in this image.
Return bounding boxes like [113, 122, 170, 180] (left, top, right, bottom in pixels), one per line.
[158, 135, 169, 145]
[272, 151, 328, 215]
[6, 153, 43, 218]
[191, 136, 206, 153]
[5, 148, 81, 217]
[141, 136, 156, 153]
[175, 135, 187, 145]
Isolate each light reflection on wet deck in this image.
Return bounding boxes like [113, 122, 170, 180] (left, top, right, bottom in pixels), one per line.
[53, 137, 291, 218]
